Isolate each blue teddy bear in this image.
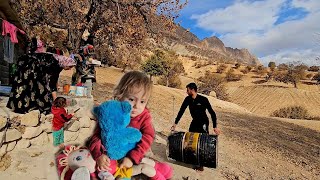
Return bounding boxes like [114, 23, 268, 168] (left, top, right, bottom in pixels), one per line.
[93, 100, 142, 160]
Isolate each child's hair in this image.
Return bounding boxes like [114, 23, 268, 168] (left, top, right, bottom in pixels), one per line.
[113, 71, 152, 100]
[53, 97, 67, 108]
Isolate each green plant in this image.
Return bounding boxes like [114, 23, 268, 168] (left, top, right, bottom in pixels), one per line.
[268, 61, 276, 71]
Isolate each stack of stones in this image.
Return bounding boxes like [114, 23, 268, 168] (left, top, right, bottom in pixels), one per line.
[0, 97, 96, 158]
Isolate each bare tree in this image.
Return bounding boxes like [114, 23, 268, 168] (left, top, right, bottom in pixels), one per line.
[11, 0, 188, 65]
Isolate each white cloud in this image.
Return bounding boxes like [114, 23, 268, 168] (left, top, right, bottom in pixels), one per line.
[189, 0, 320, 65]
[191, 0, 285, 33]
[292, 0, 320, 12]
[260, 49, 319, 66]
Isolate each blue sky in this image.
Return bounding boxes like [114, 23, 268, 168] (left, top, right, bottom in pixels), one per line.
[176, 0, 320, 66]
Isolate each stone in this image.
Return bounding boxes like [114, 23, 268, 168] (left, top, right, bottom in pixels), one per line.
[65, 131, 79, 142]
[0, 116, 7, 130]
[22, 126, 43, 139]
[48, 133, 53, 144]
[6, 141, 16, 151]
[20, 110, 40, 127]
[0, 143, 7, 157]
[210, 91, 217, 98]
[65, 120, 80, 132]
[30, 132, 49, 146]
[16, 139, 31, 149]
[78, 128, 94, 145]
[40, 113, 46, 124]
[4, 129, 22, 142]
[79, 116, 91, 128]
[41, 121, 52, 133]
[45, 114, 54, 122]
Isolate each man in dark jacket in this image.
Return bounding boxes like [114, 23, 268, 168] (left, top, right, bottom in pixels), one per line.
[171, 83, 221, 171]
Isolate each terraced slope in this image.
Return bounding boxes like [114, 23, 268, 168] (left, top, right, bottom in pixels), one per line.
[229, 85, 320, 117]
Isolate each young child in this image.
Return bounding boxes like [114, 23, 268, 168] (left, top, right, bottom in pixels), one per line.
[52, 97, 76, 149]
[88, 71, 173, 180]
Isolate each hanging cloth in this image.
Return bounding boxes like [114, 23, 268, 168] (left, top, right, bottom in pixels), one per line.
[2, 19, 25, 43]
[3, 35, 14, 63]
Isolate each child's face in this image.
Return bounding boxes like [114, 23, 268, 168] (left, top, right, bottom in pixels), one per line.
[122, 87, 149, 118]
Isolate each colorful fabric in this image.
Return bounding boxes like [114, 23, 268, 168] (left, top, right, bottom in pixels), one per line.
[113, 164, 133, 179]
[6, 53, 63, 114]
[53, 128, 64, 146]
[35, 39, 45, 53]
[3, 35, 14, 63]
[1, 19, 25, 43]
[52, 54, 76, 68]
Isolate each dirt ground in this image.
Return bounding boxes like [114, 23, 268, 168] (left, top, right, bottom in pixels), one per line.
[0, 67, 319, 180]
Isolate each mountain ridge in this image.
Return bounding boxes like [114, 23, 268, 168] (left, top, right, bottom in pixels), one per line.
[163, 25, 261, 65]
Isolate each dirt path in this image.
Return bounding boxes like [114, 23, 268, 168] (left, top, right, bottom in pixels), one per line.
[215, 111, 320, 179]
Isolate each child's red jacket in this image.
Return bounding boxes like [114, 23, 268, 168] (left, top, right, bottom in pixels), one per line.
[51, 107, 73, 131]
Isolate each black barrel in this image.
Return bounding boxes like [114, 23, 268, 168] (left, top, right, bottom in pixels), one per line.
[167, 131, 218, 168]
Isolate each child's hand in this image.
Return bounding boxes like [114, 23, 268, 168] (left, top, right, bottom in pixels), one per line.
[119, 157, 133, 169]
[97, 154, 111, 172]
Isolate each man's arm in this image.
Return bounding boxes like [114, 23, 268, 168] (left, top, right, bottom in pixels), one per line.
[205, 98, 221, 135]
[174, 97, 189, 124]
[205, 98, 217, 128]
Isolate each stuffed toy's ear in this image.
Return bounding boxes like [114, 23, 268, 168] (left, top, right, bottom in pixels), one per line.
[121, 101, 132, 113]
[92, 106, 100, 118]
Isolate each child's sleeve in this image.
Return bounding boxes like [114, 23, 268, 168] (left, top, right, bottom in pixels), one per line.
[60, 109, 73, 122]
[88, 125, 107, 161]
[128, 114, 155, 164]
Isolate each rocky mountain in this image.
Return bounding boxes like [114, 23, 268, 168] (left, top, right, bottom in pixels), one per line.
[163, 25, 260, 65]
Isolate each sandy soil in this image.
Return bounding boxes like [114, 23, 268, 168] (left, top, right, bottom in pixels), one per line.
[1, 67, 319, 180]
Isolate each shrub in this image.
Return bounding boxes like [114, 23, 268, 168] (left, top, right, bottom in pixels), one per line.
[157, 75, 181, 88]
[268, 61, 276, 71]
[190, 56, 197, 61]
[234, 63, 241, 69]
[240, 68, 249, 74]
[198, 72, 229, 101]
[278, 63, 288, 71]
[308, 66, 319, 72]
[216, 64, 227, 74]
[246, 65, 253, 71]
[305, 73, 313, 79]
[225, 69, 242, 82]
[312, 72, 320, 83]
[271, 106, 309, 119]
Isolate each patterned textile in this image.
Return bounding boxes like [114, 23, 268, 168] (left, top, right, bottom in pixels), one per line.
[6, 53, 65, 114]
[53, 54, 76, 68]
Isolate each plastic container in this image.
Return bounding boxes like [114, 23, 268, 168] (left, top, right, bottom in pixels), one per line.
[76, 86, 85, 96]
[69, 86, 76, 96]
[167, 131, 218, 168]
[63, 84, 70, 95]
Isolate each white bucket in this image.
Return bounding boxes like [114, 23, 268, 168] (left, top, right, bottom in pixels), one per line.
[76, 86, 85, 96]
[69, 86, 76, 96]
